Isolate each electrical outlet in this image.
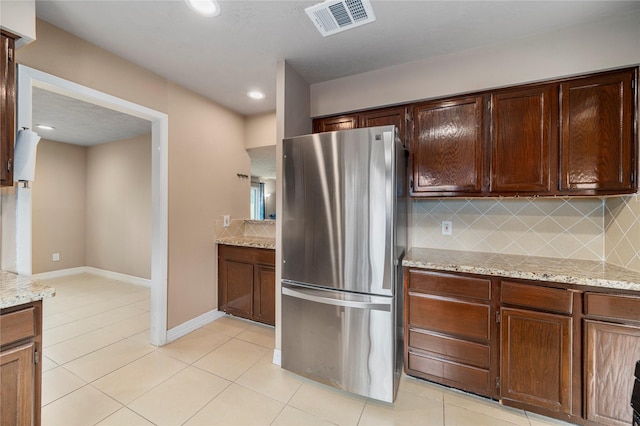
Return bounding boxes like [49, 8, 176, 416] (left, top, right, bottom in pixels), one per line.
[441, 221, 452, 236]
[223, 215, 230, 228]
[52, 253, 60, 262]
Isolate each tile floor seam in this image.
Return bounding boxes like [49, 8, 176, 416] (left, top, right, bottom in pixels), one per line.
[41, 366, 90, 408]
[81, 383, 126, 425]
[46, 338, 131, 366]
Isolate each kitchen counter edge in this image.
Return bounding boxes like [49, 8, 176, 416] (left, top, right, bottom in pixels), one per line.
[1, 270, 56, 309]
[216, 236, 275, 250]
[403, 247, 640, 292]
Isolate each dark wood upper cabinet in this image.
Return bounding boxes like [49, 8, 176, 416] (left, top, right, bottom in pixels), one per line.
[559, 69, 636, 194]
[1, 31, 16, 187]
[359, 106, 407, 143]
[491, 85, 556, 194]
[411, 96, 485, 195]
[312, 114, 358, 133]
[312, 66, 637, 197]
[313, 106, 407, 143]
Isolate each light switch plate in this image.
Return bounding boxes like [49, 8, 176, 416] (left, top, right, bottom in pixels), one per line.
[223, 215, 230, 228]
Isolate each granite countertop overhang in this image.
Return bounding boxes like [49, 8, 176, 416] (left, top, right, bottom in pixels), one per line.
[1, 270, 56, 309]
[403, 247, 640, 293]
[216, 236, 275, 250]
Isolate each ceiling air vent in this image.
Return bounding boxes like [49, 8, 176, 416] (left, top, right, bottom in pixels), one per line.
[305, 0, 376, 37]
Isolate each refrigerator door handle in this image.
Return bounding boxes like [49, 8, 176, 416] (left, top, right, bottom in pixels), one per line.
[282, 286, 391, 312]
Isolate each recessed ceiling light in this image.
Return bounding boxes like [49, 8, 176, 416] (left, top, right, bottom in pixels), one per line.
[36, 124, 55, 130]
[247, 91, 265, 100]
[185, 0, 221, 17]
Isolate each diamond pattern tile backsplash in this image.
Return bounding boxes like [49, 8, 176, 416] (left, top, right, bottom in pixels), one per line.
[605, 194, 640, 273]
[411, 198, 606, 261]
[214, 219, 275, 239]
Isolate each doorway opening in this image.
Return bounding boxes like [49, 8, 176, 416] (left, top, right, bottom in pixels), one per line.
[15, 65, 169, 346]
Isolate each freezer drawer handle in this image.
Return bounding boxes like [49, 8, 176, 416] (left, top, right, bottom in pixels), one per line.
[282, 287, 391, 312]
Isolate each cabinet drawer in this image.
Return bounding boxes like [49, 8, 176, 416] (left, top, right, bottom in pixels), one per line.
[408, 294, 490, 341]
[501, 281, 573, 314]
[585, 293, 640, 323]
[408, 351, 491, 395]
[218, 244, 275, 265]
[408, 270, 491, 300]
[408, 329, 490, 369]
[0, 306, 36, 346]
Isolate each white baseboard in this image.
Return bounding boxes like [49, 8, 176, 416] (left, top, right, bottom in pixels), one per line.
[272, 348, 281, 366]
[30, 267, 88, 280]
[166, 309, 226, 343]
[30, 266, 151, 287]
[84, 267, 151, 288]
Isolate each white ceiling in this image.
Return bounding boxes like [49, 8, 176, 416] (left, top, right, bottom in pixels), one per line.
[34, 0, 640, 118]
[32, 87, 151, 145]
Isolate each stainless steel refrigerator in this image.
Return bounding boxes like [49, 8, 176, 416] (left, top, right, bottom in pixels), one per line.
[281, 125, 407, 403]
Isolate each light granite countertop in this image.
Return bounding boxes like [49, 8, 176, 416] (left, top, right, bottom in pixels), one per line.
[1, 270, 56, 309]
[403, 248, 640, 292]
[216, 236, 275, 250]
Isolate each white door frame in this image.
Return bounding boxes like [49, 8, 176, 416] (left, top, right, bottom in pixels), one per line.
[16, 65, 169, 346]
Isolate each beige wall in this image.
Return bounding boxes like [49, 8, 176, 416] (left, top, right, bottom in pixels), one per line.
[86, 135, 152, 279]
[245, 112, 276, 149]
[167, 81, 249, 328]
[17, 20, 249, 329]
[310, 10, 640, 117]
[32, 139, 86, 273]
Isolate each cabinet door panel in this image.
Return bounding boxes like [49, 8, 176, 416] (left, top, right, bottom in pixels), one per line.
[313, 115, 358, 133]
[491, 85, 555, 193]
[411, 96, 484, 194]
[0, 342, 35, 426]
[360, 106, 407, 143]
[221, 259, 254, 320]
[560, 70, 635, 193]
[253, 264, 275, 325]
[585, 320, 640, 426]
[501, 308, 572, 414]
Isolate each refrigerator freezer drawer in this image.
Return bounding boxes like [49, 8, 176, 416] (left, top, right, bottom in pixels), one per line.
[281, 282, 400, 403]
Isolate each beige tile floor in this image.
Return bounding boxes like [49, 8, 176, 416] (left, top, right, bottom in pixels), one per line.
[40, 274, 577, 426]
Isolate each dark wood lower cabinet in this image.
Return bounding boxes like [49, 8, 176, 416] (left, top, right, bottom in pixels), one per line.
[218, 244, 275, 326]
[585, 320, 640, 426]
[405, 267, 640, 425]
[584, 292, 640, 426]
[253, 264, 275, 325]
[405, 269, 497, 398]
[1, 301, 42, 426]
[500, 307, 572, 415]
[0, 343, 35, 426]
